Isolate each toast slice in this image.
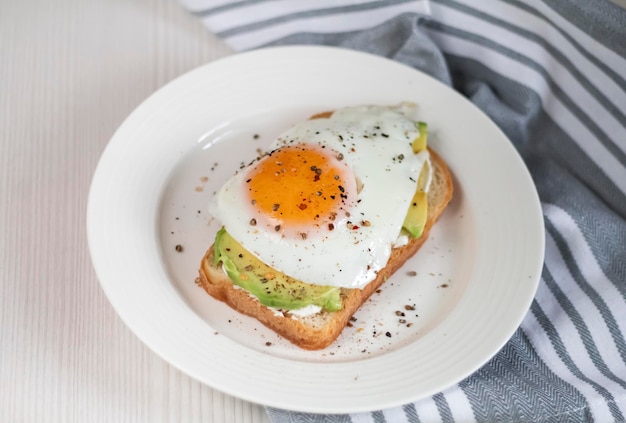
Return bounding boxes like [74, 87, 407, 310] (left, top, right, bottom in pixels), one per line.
[197, 148, 453, 350]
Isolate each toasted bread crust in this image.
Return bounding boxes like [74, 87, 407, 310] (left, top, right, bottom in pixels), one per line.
[197, 148, 453, 350]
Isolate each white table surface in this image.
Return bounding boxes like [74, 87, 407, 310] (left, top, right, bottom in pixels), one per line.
[0, 1, 270, 421]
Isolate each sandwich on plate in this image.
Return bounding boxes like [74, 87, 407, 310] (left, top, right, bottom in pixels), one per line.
[197, 104, 453, 350]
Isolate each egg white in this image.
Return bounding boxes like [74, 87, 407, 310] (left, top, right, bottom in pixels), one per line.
[209, 105, 430, 289]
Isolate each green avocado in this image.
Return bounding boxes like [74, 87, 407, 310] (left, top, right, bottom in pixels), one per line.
[411, 121, 428, 153]
[213, 228, 342, 312]
[404, 120, 429, 238]
[402, 190, 428, 238]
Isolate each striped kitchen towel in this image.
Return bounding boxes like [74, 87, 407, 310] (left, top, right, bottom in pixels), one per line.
[180, 1, 626, 421]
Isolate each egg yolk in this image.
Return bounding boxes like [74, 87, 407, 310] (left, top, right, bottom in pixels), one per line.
[245, 144, 355, 234]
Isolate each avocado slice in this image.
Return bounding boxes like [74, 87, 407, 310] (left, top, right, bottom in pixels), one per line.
[411, 121, 428, 153]
[402, 190, 428, 238]
[213, 228, 342, 312]
[404, 121, 429, 238]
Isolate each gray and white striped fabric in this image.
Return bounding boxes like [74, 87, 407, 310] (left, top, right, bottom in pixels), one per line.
[179, 1, 626, 421]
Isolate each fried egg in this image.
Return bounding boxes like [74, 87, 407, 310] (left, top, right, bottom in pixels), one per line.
[209, 105, 431, 289]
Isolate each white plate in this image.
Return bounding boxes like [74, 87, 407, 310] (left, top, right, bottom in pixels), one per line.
[87, 46, 544, 414]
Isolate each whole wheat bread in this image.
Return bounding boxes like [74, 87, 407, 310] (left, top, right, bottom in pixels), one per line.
[197, 145, 453, 350]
